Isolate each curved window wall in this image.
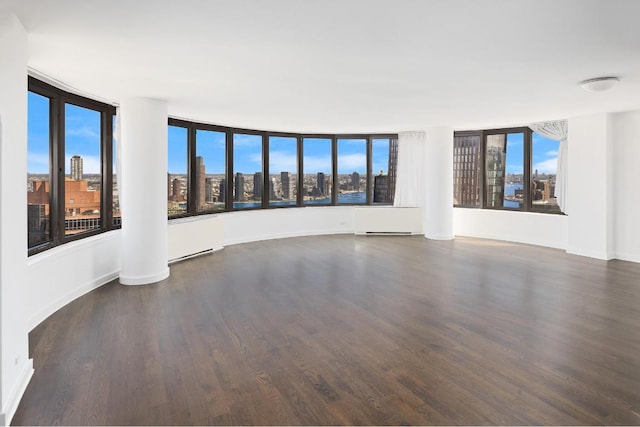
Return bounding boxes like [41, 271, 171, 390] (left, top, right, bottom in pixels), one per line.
[27, 77, 398, 254]
[167, 118, 398, 219]
[28, 77, 117, 255]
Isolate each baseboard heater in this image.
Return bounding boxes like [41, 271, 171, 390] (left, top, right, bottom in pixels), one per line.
[363, 231, 413, 236]
[168, 215, 224, 263]
[354, 207, 423, 235]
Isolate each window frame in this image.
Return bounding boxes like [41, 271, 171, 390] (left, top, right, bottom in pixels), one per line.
[453, 126, 563, 215]
[28, 77, 117, 256]
[167, 119, 397, 219]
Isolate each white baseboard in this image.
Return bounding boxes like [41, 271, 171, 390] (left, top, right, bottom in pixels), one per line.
[224, 229, 352, 247]
[455, 231, 567, 250]
[27, 271, 119, 332]
[612, 251, 640, 264]
[119, 267, 170, 285]
[0, 358, 34, 426]
[566, 247, 615, 261]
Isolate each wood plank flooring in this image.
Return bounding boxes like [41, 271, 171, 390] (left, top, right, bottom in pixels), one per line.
[12, 235, 640, 425]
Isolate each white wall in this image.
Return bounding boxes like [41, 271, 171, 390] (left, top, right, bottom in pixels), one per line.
[612, 110, 640, 262]
[25, 231, 121, 332]
[453, 208, 568, 249]
[223, 206, 355, 246]
[0, 13, 31, 426]
[567, 113, 614, 260]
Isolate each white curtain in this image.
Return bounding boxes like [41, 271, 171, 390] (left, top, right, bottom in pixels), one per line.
[529, 120, 568, 214]
[394, 131, 426, 207]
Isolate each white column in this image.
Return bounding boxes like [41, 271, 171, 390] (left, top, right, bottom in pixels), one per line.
[0, 13, 33, 425]
[567, 113, 614, 259]
[119, 98, 170, 285]
[424, 126, 454, 240]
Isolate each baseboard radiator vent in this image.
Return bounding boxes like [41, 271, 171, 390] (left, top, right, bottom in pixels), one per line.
[168, 215, 224, 263]
[354, 207, 423, 235]
[364, 231, 413, 236]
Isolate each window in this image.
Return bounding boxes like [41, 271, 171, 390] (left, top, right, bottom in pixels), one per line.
[453, 133, 481, 207]
[196, 129, 226, 213]
[337, 138, 367, 204]
[64, 103, 102, 235]
[168, 125, 188, 216]
[27, 91, 52, 248]
[112, 116, 121, 227]
[268, 136, 298, 207]
[27, 77, 116, 255]
[232, 133, 263, 209]
[454, 127, 561, 214]
[531, 132, 561, 213]
[371, 138, 397, 204]
[302, 138, 332, 205]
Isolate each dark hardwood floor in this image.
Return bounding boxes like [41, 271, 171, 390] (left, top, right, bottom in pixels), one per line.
[12, 235, 640, 425]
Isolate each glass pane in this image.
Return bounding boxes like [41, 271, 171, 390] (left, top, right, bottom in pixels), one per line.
[269, 136, 297, 207]
[485, 134, 506, 208]
[27, 91, 52, 248]
[337, 138, 366, 204]
[168, 125, 189, 216]
[453, 134, 481, 207]
[504, 133, 524, 209]
[233, 133, 262, 209]
[112, 115, 120, 227]
[372, 138, 396, 204]
[302, 138, 332, 205]
[64, 103, 102, 235]
[196, 129, 226, 213]
[532, 132, 561, 213]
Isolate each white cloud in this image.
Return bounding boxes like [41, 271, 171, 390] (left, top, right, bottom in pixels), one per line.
[545, 150, 558, 157]
[337, 153, 366, 173]
[303, 155, 332, 173]
[533, 157, 558, 174]
[67, 126, 100, 140]
[269, 150, 297, 173]
[27, 152, 50, 173]
[233, 134, 261, 147]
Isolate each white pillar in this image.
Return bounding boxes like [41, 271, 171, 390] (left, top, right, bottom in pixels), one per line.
[567, 113, 614, 259]
[0, 12, 33, 425]
[424, 126, 454, 240]
[119, 98, 170, 285]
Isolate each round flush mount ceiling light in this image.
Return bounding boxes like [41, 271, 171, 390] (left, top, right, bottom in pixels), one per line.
[579, 76, 620, 92]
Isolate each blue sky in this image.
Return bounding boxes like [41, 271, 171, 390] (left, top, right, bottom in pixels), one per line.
[504, 132, 559, 174]
[29, 91, 559, 176]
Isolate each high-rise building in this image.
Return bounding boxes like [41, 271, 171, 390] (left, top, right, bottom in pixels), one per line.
[281, 171, 293, 200]
[317, 172, 325, 195]
[388, 137, 398, 203]
[205, 177, 214, 203]
[253, 172, 263, 200]
[171, 178, 180, 201]
[269, 177, 277, 200]
[70, 155, 83, 181]
[234, 172, 245, 202]
[373, 173, 390, 203]
[350, 172, 360, 191]
[453, 134, 481, 207]
[219, 179, 226, 203]
[195, 156, 206, 209]
[485, 134, 506, 208]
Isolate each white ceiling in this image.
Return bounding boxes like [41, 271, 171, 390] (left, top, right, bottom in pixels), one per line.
[4, 0, 640, 133]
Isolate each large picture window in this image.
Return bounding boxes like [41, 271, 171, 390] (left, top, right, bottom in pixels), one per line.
[27, 77, 116, 255]
[196, 129, 226, 213]
[337, 138, 367, 204]
[268, 136, 298, 207]
[302, 138, 333, 205]
[454, 127, 561, 214]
